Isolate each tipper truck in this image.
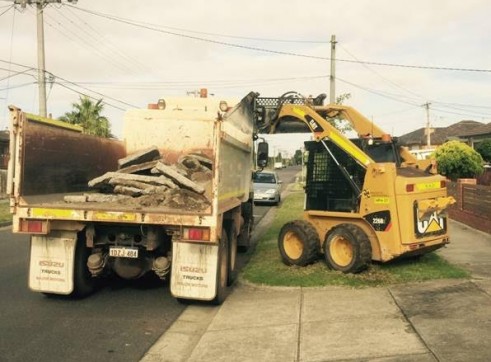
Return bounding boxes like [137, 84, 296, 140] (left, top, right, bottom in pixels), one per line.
[8, 93, 256, 304]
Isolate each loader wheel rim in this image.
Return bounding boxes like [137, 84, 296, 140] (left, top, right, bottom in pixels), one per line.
[330, 236, 353, 267]
[283, 231, 303, 260]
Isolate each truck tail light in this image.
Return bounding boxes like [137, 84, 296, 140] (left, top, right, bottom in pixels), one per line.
[19, 219, 49, 234]
[440, 180, 446, 188]
[182, 227, 210, 241]
[406, 184, 414, 192]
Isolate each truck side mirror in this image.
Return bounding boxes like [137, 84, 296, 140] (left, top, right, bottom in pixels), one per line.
[257, 141, 269, 168]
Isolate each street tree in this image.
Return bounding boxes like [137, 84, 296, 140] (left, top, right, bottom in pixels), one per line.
[60, 96, 112, 138]
[475, 139, 491, 162]
[293, 149, 303, 165]
[327, 93, 352, 132]
[434, 140, 484, 181]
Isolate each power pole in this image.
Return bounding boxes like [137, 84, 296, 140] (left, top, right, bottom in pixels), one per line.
[423, 102, 432, 147]
[329, 34, 336, 104]
[14, 0, 78, 117]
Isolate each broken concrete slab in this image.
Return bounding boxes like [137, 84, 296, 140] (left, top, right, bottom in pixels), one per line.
[108, 177, 155, 191]
[141, 185, 170, 195]
[151, 161, 205, 194]
[64, 195, 88, 203]
[117, 160, 160, 175]
[162, 188, 210, 210]
[187, 153, 213, 169]
[113, 185, 143, 197]
[86, 193, 131, 203]
[178, 155, 208, 173]
[88, 171, 177, 190]
[118, 146, 161, 169]
[191, 170, 213, 183]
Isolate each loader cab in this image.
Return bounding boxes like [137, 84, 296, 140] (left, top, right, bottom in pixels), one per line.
[356, 137, 402, 166]
[304, 137, 403, 213]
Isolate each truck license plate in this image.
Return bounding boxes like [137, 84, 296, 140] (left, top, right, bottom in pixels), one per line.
[109, 247, 138, 258]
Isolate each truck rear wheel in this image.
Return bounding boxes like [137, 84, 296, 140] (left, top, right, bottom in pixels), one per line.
[212, 229, 229, 305]
[323, 224, 372, 273]
[225, 221, 238, 286]
[71, 232, 96, 298]
[278, 220, 320, 266]
[238, 202, 253, 253]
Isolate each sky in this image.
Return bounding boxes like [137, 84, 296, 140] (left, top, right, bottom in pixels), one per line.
[1, 0, 491, 156]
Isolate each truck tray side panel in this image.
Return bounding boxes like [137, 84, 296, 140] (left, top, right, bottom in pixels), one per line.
[21, 118, 125, 195]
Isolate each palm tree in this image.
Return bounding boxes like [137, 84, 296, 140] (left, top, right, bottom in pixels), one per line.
[60, 96, 112, 138]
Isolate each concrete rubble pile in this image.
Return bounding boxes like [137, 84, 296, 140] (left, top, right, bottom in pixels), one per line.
[64, 146, 212, 210]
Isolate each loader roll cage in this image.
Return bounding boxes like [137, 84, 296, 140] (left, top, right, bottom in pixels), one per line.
[252, 91, 405, 201]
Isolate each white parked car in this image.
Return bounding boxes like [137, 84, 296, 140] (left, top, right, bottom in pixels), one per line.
[253, 170, 282, 205]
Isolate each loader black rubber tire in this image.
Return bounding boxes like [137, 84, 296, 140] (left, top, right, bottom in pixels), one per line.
[212, 229, 229, 305]
[278, 220, 320, 266]
[323, 224, 372, 273]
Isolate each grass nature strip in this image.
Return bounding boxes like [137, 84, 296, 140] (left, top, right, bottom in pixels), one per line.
[0, 200, 10, 224]
[242, 191, 469, 288]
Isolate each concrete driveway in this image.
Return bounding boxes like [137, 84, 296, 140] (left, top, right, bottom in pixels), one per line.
[142, 220, 491, 362]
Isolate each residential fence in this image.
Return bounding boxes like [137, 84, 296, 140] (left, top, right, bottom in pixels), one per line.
[447, 179, 491, 234]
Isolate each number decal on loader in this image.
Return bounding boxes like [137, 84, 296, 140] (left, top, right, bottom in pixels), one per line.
[364, 210, 392, 232]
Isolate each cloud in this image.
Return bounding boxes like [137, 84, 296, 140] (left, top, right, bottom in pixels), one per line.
[0, 0, 490, 152]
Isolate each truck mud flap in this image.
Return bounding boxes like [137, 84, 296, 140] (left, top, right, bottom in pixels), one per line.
[170, 242, 218, 301]
[29, 232, 77, 294]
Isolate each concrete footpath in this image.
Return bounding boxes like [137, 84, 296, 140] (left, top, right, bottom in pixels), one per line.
[141, 220, 491, 362]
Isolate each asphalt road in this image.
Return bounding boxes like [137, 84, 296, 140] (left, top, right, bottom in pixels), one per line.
[252, 165, 301, 220]
[0, 229, 186, 362]
[0, 166, 301, 362]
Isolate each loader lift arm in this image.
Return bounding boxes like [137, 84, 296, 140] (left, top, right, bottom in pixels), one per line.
[253, 91, 423, 168]
[254, 93, 376, 168]
[253, 92, 383, 198]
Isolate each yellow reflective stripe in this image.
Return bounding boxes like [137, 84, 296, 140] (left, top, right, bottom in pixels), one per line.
[32, 208, 83, 219]
[218, 190, 246, 201]
[93, 212, 137, 221]
[416, 181, 440, 191]
[329, 132, 372, 166]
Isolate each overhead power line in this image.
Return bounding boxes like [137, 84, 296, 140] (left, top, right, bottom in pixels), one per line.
[0, 3, 13, 17]
[67, 4, 491, 74]
[0, 58, 138, 109]
[337, 76, 491, 119]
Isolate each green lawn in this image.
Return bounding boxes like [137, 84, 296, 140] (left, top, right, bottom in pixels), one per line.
[242, 192, 469, 288]
[0, 200, 11, 224]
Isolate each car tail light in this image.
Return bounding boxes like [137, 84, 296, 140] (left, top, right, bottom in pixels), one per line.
[406, 184, 414, 192]
[182, 227, 210, 241]
[440, 180, 446, 188]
